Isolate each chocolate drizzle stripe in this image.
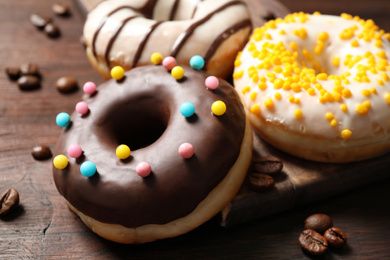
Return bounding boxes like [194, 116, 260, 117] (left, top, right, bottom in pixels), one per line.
[170, 0, 245, 58]
[132, 21, 164, 68]
[169, 0, 180, 21]
[203, 19, 252, 67]
[191, 0, 204, 19]
[105, 16, 139, 67]
[92, 6, 137, 58]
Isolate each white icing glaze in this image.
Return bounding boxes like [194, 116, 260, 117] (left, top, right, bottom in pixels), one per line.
[83, 0, 251, 76]
[234, 13, 390, 140]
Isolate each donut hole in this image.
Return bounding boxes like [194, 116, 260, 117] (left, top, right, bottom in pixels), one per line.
[98, 97, 169, 151]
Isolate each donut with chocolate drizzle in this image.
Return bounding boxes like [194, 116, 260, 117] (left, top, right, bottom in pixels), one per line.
[52, 65, 253, 244]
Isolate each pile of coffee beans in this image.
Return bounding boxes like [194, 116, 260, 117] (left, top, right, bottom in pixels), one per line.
[248, 156, 283, 192]
[30, 3, 71, 39]
[5, 63, 41, 91]
[0, 188, 20, 217]
[299, 213, 348, 256]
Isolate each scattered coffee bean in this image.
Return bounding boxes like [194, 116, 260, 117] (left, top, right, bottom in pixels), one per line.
[304, 213, 333, 234]
[324, 227, 347, 248]
[20, 63, 40, 77]
[17, 75, 41, 90]
[5, 67, 21, 81]
[32, 145, 52, 160]
[0, 188, 20, 216]
[261, 10, 276, 21]
[44, 23, 60, 38]
[252, 156, 283, 175]
[52, 3, 70, 16]
[30, 13, 52, 29]
[56, 76, 78, 93]
[299, 229, 328, 256]
[248, 173, 275, 192]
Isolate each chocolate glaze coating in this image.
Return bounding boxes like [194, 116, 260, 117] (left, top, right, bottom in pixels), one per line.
[53, 65, 246, 228]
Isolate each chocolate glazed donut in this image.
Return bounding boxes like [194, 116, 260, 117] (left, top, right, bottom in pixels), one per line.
[53, 65, 253, 243]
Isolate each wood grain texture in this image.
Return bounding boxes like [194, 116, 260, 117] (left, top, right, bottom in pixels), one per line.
[0, 0, 389, 258]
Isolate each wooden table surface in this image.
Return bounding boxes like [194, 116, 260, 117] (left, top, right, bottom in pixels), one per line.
[1, 0, 390, 259]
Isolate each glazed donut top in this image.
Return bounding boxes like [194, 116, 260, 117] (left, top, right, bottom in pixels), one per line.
[84, 0, 251, 74]
[234, 12, 390, 140]
[53, 65, 246, 228]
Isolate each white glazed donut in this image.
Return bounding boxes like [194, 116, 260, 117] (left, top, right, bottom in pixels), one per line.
[233, 12, 390, 162]
[83, 0, 252, 79]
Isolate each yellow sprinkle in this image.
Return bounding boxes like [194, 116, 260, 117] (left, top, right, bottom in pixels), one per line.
[111, 66, 125, 80]
[316, 73, 328, 81]
[294, 109, 303, 119]
[150, 52, 163, 65]
[341, 129, 352, 139]
[258, 82, 267, 90]
[274, 79, 284, 89]
[356, 104, 369, 115]
[279, 29, 286, 35]
[342, 89, 352, 98]
[288, 95, 295, 103]
[290, 42, 298, 51]
[307, 88, 316, 95]
[250, 104, 261, 115]
[377, 79, 385, 86]
[332, 57, 340, 67]
[274, 92, 282, 100]
[211, 100, 226, 116]
[385, 93, 390, 104]
[250, 91, 257, 101]
[273, 66, 283, 73]
[382, 73, 390, 82]
[377, 50, 387, 59]
[319, 96, 326, 103]
[265, 33, 273, 40]
[325, 112, 334, 120]
[330, 119, 338, 127]
[233, 70, 244, 79]
[361, 89, 371, 97]
[318, 32, 329, 41]
[351, 40, 359, 47]
[340, 104, 348, 112]
[264, 98, 274, 109]
[375, 40, 383, 48]
[171, 66, 185, 80]
[266, 72, 276, 78]
[313, 11, 321, 16]
[241, 86, 251, 94]
[234, 59, 241, 67]
[363, 100, 371, 108]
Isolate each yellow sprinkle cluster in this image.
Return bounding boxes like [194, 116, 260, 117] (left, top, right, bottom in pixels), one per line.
[234, 12, 390, 140]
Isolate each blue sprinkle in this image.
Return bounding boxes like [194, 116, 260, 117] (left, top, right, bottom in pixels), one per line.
[80, 161, 96, 177]
[189, 55, 205, 70]
[180, 102, 195, 117]
[56, 112, 71, 127]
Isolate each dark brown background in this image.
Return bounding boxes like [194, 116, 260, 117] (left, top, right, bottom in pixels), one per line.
[0, 0, 389, 259]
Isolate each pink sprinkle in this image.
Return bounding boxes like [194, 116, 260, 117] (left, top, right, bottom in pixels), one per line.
[162, 56, 177, 70]
[75, 101, 89, 115]
[83, 81, 96, 95]
[178, 143, 194, 159]
[136, 162, 151, 177]
[205, 76, 219, 90]
[67, 144, 83, 158]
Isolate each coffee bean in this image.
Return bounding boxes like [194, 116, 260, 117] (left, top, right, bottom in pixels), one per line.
[0, 188, 20, 216]
[304, 213, 333, 234]
[56, 76, 78, 93]
[30, 13, 52, 29]
[52, 3, 70, 16]
[261, 10, 276, 21]
[32, 145, 52, 160]
[20, 63, 40, 77]
[324, 227, 347, 248]
[17, 75, 41, 90]
[252, 156, 283, 175]
[44, 23, 60, 38]
[5, 67, 21, 81]
[248, 173, 275, 192]
[299, 229, 328, 256]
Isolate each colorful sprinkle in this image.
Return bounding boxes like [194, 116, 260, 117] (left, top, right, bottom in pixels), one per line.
[111, 66, 125, 80]
[162, 56, 177, 70]
[53, 154, 68, 170]
[56, 112, 71, 127]
[211, 100, 226, 116]
[180, 102, 195, 117]
[83, 82, 96, 95]
[178, 143, 194, 159]
[136, 162, 151, 177]
[171, 66, 184, 80]
[190, 55, 205, 70]
[341, 129, 352, 139]
[150, 52, 163, 65]
[80, 161, 96, 177]
[116, 144, 131, 160]
[67, 144, 82, 158]
[75, 101, 89, 115]
[205, 76, 219, 90]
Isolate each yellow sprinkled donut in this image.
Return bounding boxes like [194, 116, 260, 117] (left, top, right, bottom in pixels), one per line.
[234, 12, 390, 162]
